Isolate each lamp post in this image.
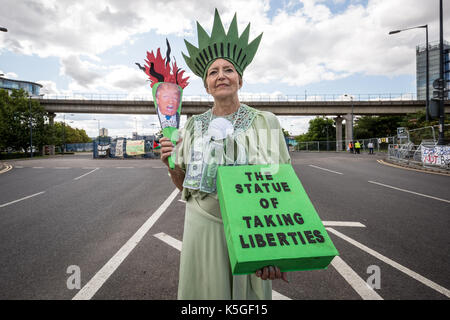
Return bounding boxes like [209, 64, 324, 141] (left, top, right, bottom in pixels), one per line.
[93, 118, 100, 136]
[0, 27, 7, 32]
[29, 96, 33, 158]
[389, 24, 429, 121]
[437, 0, 445, 145]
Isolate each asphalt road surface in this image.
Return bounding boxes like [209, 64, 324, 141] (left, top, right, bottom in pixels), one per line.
[0, 152, 449, 300]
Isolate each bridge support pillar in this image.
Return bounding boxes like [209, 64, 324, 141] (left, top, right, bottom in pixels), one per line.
[48, 112, 56, 155]
[334, 116, 343, 151]
[344, 113, 353, 147]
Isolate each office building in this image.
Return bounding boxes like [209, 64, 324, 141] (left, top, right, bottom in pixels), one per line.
[0, 75, 43, 96]
[416, 40, 450, 100]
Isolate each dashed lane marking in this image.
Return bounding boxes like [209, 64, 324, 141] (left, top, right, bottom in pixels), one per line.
[73, 168, 99, 181]
[0, 191, 46, 208]
[308, 165, 343, 175]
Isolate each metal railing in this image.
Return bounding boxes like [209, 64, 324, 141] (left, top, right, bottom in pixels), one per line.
[37, 92, 418, 102]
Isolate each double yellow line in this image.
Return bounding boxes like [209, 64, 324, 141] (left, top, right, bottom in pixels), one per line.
[0, 163, 13, 174]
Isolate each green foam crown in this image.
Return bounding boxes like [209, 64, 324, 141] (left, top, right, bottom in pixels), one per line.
[183, 9, 263, 81]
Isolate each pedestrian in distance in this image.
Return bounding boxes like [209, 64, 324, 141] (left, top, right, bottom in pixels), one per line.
[348, 141, 353, 153]
[354, 141, 361, 154]
[368, 141, 374, 154]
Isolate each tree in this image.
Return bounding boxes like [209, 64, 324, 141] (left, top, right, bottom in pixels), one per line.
[0, 89, 51, 153]
[52, 122, 92, 150]
[353, 115, 403, 139]
[295, 117, 335, 142]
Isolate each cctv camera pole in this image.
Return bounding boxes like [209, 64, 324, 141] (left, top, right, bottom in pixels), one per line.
[437, 0, 445, 145]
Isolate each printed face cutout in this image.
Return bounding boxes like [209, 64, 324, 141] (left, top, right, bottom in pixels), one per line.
[153, 82, 182, 129]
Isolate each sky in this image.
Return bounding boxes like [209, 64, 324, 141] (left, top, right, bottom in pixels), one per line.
[0, 0, 449, 138]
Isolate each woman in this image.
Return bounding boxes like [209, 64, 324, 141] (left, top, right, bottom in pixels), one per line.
[160, 10, 290, 300]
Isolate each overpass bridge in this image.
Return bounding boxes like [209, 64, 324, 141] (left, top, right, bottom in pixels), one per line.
[37, 94, 449, 151]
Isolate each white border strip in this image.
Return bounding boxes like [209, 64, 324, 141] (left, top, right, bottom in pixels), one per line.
[73, 168, 99, 181]
[323, 221, 366, 228]
[72, 188, 179, 300]
[0, 191, 45, 208]
[368, 180, 450, 204]
[308, 165, 343, 175]
[331, 256, 383, 300]
[327, 227, 450, 298]
[153, 232, 291, 300]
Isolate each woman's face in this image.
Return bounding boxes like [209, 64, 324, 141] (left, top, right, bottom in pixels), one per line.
[205, 59, 242, 99]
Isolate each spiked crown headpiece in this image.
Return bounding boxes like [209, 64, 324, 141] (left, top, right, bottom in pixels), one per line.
[182, 9, 263, 81]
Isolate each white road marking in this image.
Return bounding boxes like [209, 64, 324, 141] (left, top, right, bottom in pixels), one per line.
[368, 180, 450, 204]
[326, 227, 450, 299]
[72, 189, 179, 300]
[308, 165, 343, 175]
[54, 167, 71, 169]
[0, 191, 46, 208]
[116, 167, 134, 169]
[323, 221, 366, 227]
[0, 164, 13, 173]
[271, 290, 292, 300]
[153, 232, 291, 300]
[32, 167, 44, 169]
[73, 168, 99, 181]
[330, 256, 383, 300]
[154, 232, 182, 251]
[178, 199, 186, 203]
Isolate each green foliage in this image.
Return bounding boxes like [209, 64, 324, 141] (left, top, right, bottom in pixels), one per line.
[0, 89, 50, 152]
[52, 122, 92, 147]
[353, 115, 404, 139]
[0, 89, 92, 154]
[295, 117, 336, 142]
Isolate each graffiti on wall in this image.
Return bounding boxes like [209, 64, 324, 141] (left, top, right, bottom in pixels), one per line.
[421, 146, 450, 167]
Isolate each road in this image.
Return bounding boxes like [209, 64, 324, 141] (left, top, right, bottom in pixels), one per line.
[0, 152, 448, 300]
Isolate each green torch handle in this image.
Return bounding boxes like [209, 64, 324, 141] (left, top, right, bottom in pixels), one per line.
[163, 127, 178, 169]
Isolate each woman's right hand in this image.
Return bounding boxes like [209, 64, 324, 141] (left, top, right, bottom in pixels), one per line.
[160, 136, 182, 169]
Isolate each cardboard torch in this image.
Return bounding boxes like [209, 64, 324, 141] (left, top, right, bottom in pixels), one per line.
[137, 39, 189, 169]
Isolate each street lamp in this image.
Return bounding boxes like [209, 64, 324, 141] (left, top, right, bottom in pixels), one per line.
[389, 24, 429, 121]
[28, 96, 33, 158]
[93, 118, 100, 136]
[0, 27, 7, 32]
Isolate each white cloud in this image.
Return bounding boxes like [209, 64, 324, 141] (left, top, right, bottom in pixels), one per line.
[1, 0, 448, 93]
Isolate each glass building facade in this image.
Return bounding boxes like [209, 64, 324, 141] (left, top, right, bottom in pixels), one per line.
[0, 77, 42, 96]
[416, 40, 450, 100]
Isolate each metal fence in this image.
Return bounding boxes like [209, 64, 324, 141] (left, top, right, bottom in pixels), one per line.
[38, 92, 418, 102]
[92, 138, 159, 159]
[293, 137, 395, 153]
[65, 143, 93, 152]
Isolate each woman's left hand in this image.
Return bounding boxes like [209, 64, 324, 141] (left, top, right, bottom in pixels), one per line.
[255, 266, 289, 283]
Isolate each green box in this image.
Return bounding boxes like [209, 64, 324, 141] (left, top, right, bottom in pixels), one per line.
[217, 164, 339, 275]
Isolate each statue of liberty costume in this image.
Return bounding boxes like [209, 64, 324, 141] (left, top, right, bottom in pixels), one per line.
[176, 9, 291, 300]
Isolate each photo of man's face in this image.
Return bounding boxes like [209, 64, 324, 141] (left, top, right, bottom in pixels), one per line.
[155, 82, 181, 116]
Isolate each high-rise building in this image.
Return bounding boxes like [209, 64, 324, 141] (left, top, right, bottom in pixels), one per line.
[416, 40, 450, 100]
[99, 128, 108, 137]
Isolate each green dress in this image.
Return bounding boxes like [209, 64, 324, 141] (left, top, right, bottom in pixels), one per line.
[175, 104, 291, 300]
